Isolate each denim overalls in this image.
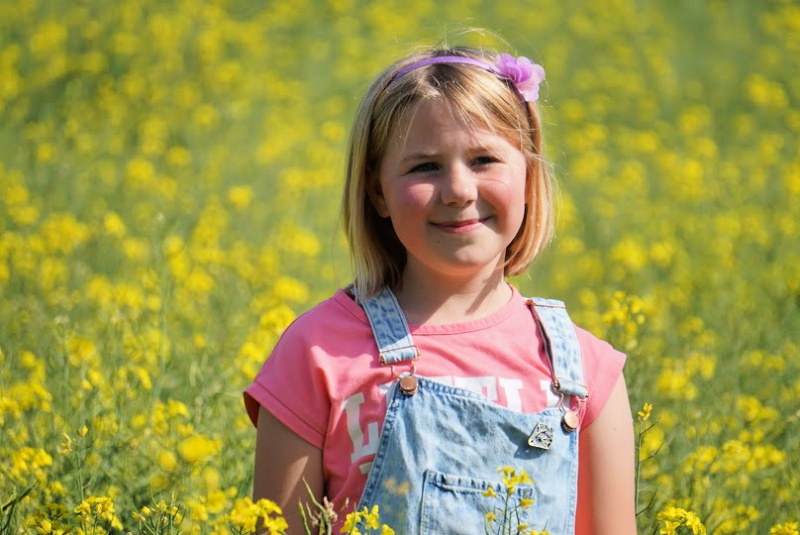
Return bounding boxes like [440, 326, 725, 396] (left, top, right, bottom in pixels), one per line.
[354, 287, 588, 535]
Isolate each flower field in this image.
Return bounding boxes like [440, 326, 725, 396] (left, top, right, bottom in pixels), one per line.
[1, 0, 798, 533]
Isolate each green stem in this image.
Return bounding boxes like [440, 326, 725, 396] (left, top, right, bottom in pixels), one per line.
[77, 444, 85, 503]
[502, 491, 511, 535]
[635, 420, 643, 514]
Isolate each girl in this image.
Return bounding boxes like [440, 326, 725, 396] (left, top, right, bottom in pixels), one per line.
[245, 46, 636, 534]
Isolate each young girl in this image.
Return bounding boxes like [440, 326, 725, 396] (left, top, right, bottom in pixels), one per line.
[245, 46, 636, 534]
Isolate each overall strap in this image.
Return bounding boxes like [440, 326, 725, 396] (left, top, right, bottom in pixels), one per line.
[529, 298, 588, 399]
[353, 286, 419, 365]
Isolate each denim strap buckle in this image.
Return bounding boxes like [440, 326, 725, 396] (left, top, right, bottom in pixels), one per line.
[528, 298, 589, 400]
[353, 285, 420, 365]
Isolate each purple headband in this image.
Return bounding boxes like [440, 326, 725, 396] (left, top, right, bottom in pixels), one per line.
[390, 54, 546, 103]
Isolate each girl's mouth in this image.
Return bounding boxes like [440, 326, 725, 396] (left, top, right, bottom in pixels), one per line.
[432, 217, 490, 233]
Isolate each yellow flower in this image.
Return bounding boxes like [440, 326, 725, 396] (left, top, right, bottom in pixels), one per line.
[227, 185, 253, 211]
[364, 505, 380, 529]
[103, 211, 127, 238]
[263, 515, 289, 535]
[228, 497, 260, 533]
[771, 522, 799, 535]
[499, 466, 533, 495]
[482, 486, 497, 498]
[254, 498, 283, 518]
[74, 496, 123, 531]
[59, 433, 73, 454]
[39, 518, 52, 533]
[158, 450, 177, 472]
[206, 489, 228, 514]
[185, 498, 208, 523]
[178, 434, 220, 463]
[126, 157, 155, 185]
[519, 497, 535, 509]
[29, 21, 68, 57]
[638, 402, 653, 422]
[657, 506, 706, 535]
[166, 146, 192, 167]
[341, 510, 362, 533]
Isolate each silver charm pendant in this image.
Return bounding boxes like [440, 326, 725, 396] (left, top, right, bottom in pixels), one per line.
[528, 422, 554, 450]
[398, 375, 418, 396]
[561, 410, 579, 433]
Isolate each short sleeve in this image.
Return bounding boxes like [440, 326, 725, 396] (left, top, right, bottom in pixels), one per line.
[574, 326, 627, 428]
[244, 313, 332, 449]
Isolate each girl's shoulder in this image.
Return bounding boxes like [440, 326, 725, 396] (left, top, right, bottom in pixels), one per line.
[283, 289, 369, 338]
[572, 325, 627, 427]
[573, 324, 625, 362]
[272, 287, 372, 351]
[520, 291, 626, 426]
[519, 289, 623, 362]
[245, 288, 377, 430]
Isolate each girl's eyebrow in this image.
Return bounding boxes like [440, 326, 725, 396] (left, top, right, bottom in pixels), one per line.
[400, 152, 437, 163]
[400, 143, 501, 163]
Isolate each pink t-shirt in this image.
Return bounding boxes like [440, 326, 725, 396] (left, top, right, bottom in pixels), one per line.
[244, 286, 626, 510]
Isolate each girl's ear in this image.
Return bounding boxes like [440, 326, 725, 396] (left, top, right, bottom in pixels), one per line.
[368, 177, 390, 218]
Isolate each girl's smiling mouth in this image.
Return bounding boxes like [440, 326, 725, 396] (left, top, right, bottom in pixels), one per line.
[431, 217, 491, 233]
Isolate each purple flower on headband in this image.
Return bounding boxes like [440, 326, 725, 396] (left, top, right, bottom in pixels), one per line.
[492, 54, 546, 102]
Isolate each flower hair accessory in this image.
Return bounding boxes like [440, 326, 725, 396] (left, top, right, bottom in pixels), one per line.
[491, 54, 546, 103]
[390, 53, 546, 103]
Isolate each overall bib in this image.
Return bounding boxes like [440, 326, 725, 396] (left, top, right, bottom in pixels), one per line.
[354, 287, 588, 535]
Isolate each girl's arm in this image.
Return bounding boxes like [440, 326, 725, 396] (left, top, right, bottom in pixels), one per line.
[575, 373, 637, 535]
[253, 405, 324, 534]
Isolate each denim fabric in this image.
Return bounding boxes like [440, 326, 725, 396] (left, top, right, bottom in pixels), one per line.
[530, 298, 588, 399]
[355, 286, 420, 364]
[356, 287, 583, 534]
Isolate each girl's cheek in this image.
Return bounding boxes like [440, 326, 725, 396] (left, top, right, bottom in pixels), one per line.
[398, 183, 436, 206]
[484, 180, 521, 207]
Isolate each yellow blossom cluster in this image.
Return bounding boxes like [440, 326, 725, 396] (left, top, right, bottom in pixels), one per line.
[73, 496, 124, 533]
[481, 467, 541, 534]
[657, 506, 706, 535]
[226, 497, 288, 535]
[341, 505, 394, 535]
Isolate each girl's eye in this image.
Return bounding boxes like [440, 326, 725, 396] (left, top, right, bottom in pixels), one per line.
[408, 162, 438, 173]
[473, 155, 499, 166]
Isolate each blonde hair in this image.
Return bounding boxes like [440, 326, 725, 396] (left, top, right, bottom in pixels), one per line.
[342, 47, 554, 297]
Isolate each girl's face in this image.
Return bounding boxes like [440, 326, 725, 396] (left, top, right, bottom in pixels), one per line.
[373, 99, 528, 286]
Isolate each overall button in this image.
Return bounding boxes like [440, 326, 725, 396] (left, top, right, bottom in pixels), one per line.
[561, 410, 579, 432]
[399, 375, 418, 396]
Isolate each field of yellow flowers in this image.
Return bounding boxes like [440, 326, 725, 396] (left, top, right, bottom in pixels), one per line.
[1, 0, 798, 533]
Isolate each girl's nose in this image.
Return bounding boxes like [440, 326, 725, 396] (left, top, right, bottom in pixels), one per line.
[440, 163, 478, 206]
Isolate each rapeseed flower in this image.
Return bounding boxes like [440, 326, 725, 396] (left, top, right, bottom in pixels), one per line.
[74, 496, 124, 532]
[227, 185, 254, 211]
[158, 450, 178, 472]
[657, 506, 706, 535]
[178, 434, 221, 463]
[637, 402, 653, 422]
[498, 466, 533, 495]
[102, 211, 127, 238]
[771, 523, 800, 535]
[341, 505, 392, 534]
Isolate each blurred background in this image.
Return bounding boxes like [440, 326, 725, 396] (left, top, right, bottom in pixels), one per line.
[1, 0, 798, 533]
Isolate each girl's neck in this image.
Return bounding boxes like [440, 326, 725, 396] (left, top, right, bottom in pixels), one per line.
[393, 265, 512, 325]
